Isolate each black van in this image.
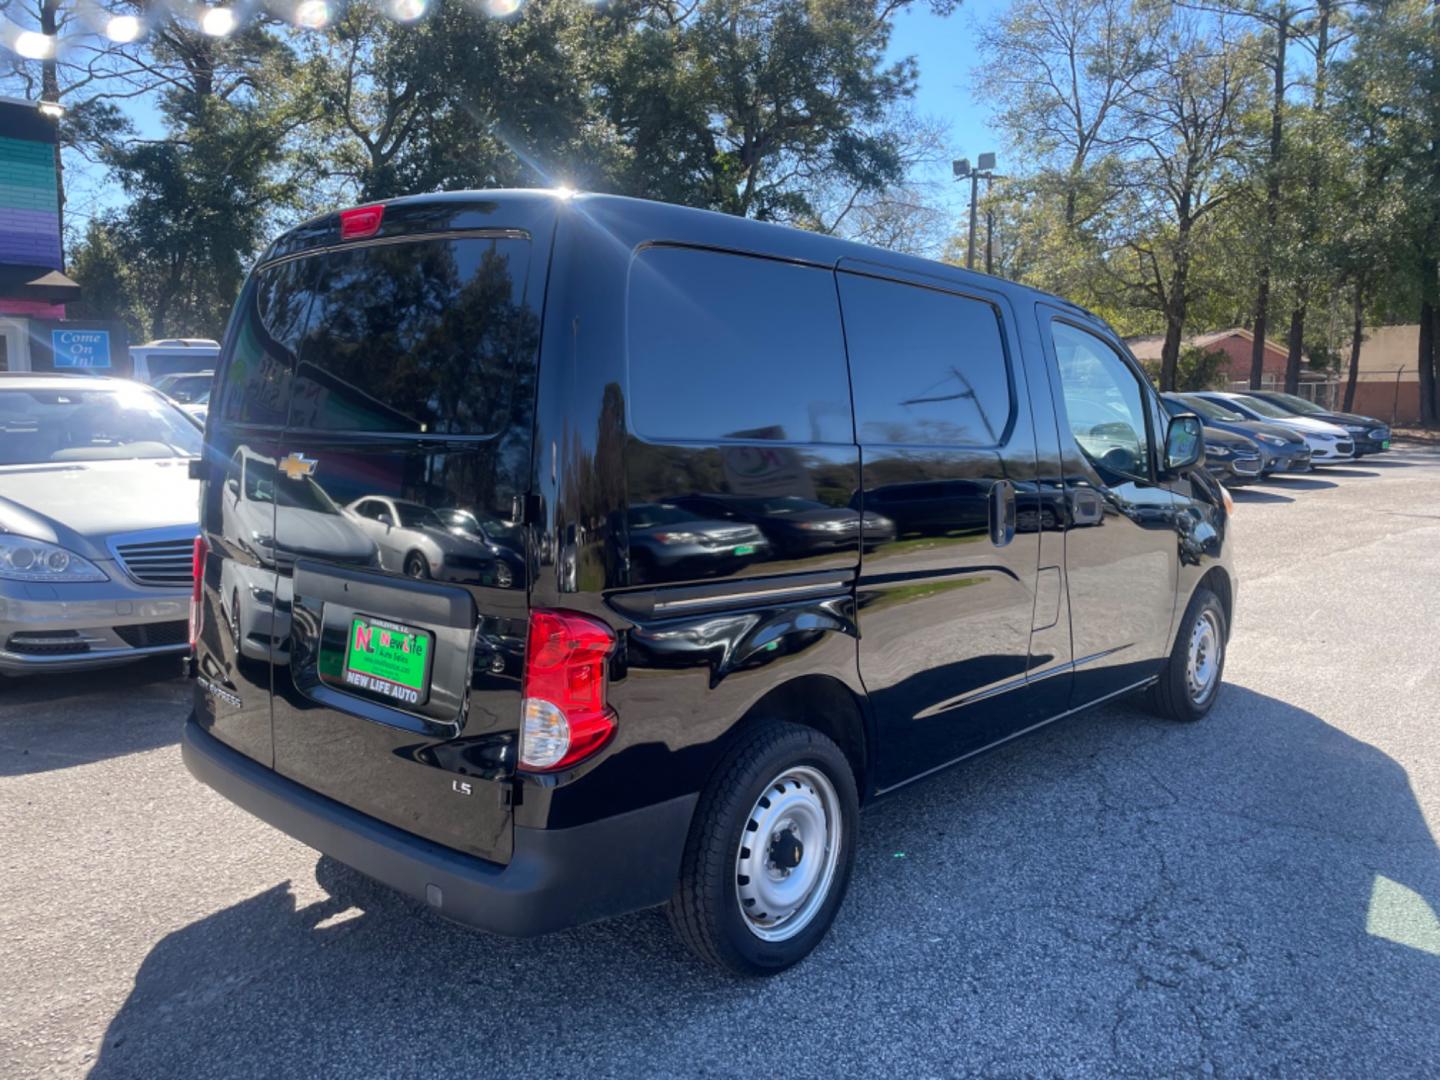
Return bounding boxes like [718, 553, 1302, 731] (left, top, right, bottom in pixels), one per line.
[184, 190, 1235, 976]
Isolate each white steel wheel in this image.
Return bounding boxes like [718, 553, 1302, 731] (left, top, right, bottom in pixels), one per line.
[1185, 608, 1223, 706]
[734, 765, 843, 942]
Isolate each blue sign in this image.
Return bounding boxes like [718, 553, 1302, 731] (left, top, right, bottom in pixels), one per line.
[51, 328, 112, 369]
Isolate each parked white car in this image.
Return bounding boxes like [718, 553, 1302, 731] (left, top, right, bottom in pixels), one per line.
[1189, 391, 1356, 463]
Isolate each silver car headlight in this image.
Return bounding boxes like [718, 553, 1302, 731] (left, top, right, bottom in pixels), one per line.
[1203, 443, 1234, 458]
[0, 534, 108, 583]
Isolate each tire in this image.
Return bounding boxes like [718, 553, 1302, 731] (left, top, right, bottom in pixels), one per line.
[667, 720, 858, 976]
[404, 552, 430, 579]
[1150, 586, 1227, 722]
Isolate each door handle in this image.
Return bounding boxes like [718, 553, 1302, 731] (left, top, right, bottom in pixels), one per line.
[989, 479, 1016, 547]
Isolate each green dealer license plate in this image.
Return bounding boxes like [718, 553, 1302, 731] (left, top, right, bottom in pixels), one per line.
[343, 615, 433, 706]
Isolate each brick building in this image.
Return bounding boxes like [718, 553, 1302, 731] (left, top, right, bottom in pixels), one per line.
[1124, 328, 1292, 382]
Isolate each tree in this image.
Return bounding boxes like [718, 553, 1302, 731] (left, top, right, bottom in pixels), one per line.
[84, 23, 304, 337]
[1111, 14, 1258, 389]
[600, 0, 924, 221]
[974, 0, 1160, 299]
[1338, 0, 1440, 423]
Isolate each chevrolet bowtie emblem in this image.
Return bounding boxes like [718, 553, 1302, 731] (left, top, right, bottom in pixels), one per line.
[278, 452, 318, 480]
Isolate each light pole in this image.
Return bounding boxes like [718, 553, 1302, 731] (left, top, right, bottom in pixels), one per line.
[953, 153, 997, 272]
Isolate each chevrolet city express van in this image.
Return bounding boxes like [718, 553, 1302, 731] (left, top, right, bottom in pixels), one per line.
[184, 191, 1235, 975]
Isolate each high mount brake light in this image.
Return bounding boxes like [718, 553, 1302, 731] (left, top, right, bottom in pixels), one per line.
[189, 535, 207, 648]
[339, 204, 384, 240]
[519, 609, 618, 772]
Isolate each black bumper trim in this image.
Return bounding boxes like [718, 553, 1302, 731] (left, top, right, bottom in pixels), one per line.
[182, 717, 697, 937]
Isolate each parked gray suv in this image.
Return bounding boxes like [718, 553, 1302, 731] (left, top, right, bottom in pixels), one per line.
[0, 374, 200, 674]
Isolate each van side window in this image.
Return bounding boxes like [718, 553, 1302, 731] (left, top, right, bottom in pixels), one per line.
[626, 247, 853, 444]
[1050, 322, 1153, 479]
[290, 237, 535, 436]
[838, 273, 1013, 446]
[217, 258, 312, 426]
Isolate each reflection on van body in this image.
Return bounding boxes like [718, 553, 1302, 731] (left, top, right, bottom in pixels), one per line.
[344, 497, 517, 587]
[625, 502, 770, 585]
[219, 448, 377, 666]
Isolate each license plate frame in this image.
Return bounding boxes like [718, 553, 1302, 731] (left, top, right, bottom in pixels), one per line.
[342, 614, 435, 707]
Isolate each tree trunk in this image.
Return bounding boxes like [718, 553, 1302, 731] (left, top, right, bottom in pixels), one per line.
[1343, 283, 1364, 412]
[1250, 12, 1288, 390]
[1284, 303, 1306, 394]
[1160, 258, 1190, 391]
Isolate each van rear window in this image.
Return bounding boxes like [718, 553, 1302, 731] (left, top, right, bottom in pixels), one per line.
[290, 237, 535, 435]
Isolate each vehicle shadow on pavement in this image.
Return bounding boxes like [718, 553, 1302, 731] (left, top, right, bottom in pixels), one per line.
[1229, 489, 1294, 504]
[1316, 467, 1381, 478]
[0, 657, 189, 777]
[1260, 475, 1337, 491]
[88, 687, 1440, 1077]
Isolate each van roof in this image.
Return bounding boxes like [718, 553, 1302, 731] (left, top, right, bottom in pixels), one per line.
[260, 188, 1114, 335]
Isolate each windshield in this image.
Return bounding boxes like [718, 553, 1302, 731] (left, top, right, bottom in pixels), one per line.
[145, 353, 219, 382]
[1178, 394, 1245, 422]
[1262, 391, 1325, 415]
[241, 457, 340, 514]
[1231, 394, 1292, 419]
[160, 375, 213, 403]
[0, 386, 203, 465]
[396, 503, 445, 529]
[629, 503, 703, 528]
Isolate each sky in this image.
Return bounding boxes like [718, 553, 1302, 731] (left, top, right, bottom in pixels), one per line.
[63, 0, 1009, 238]
[885, 0, 1008, 221]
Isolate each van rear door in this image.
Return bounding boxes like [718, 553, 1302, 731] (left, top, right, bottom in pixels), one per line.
[268, 225, 544, 865]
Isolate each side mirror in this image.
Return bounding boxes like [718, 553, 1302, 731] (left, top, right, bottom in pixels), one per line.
[225, 477, 239, 499]
[1165, 414, 1205, 472]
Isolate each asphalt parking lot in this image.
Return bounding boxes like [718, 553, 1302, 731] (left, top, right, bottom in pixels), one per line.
[3, 448, 1439, 1079]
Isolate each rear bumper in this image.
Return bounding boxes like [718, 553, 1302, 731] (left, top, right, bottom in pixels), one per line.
[181, 716, 696, 937]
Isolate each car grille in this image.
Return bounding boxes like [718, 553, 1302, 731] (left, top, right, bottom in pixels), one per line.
[114, 621, 189, 648]
[1336, 442, 1353, 455]
[113, 536, 195, 588]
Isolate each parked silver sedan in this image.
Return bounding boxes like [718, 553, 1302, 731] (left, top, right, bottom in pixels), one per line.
[0, 374, 200, 675]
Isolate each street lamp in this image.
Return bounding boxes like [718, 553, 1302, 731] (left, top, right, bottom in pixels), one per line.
[953, 152, 997, 272]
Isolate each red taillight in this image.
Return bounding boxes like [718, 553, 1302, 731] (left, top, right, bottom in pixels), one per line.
[519, 609, 617, 772]
[339, 204, 384, 240]
[189, 535, 207, 649]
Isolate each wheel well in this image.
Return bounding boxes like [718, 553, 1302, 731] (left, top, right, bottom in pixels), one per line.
[732, 675, 870, 800]
[1198, 566, 1233, 636]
